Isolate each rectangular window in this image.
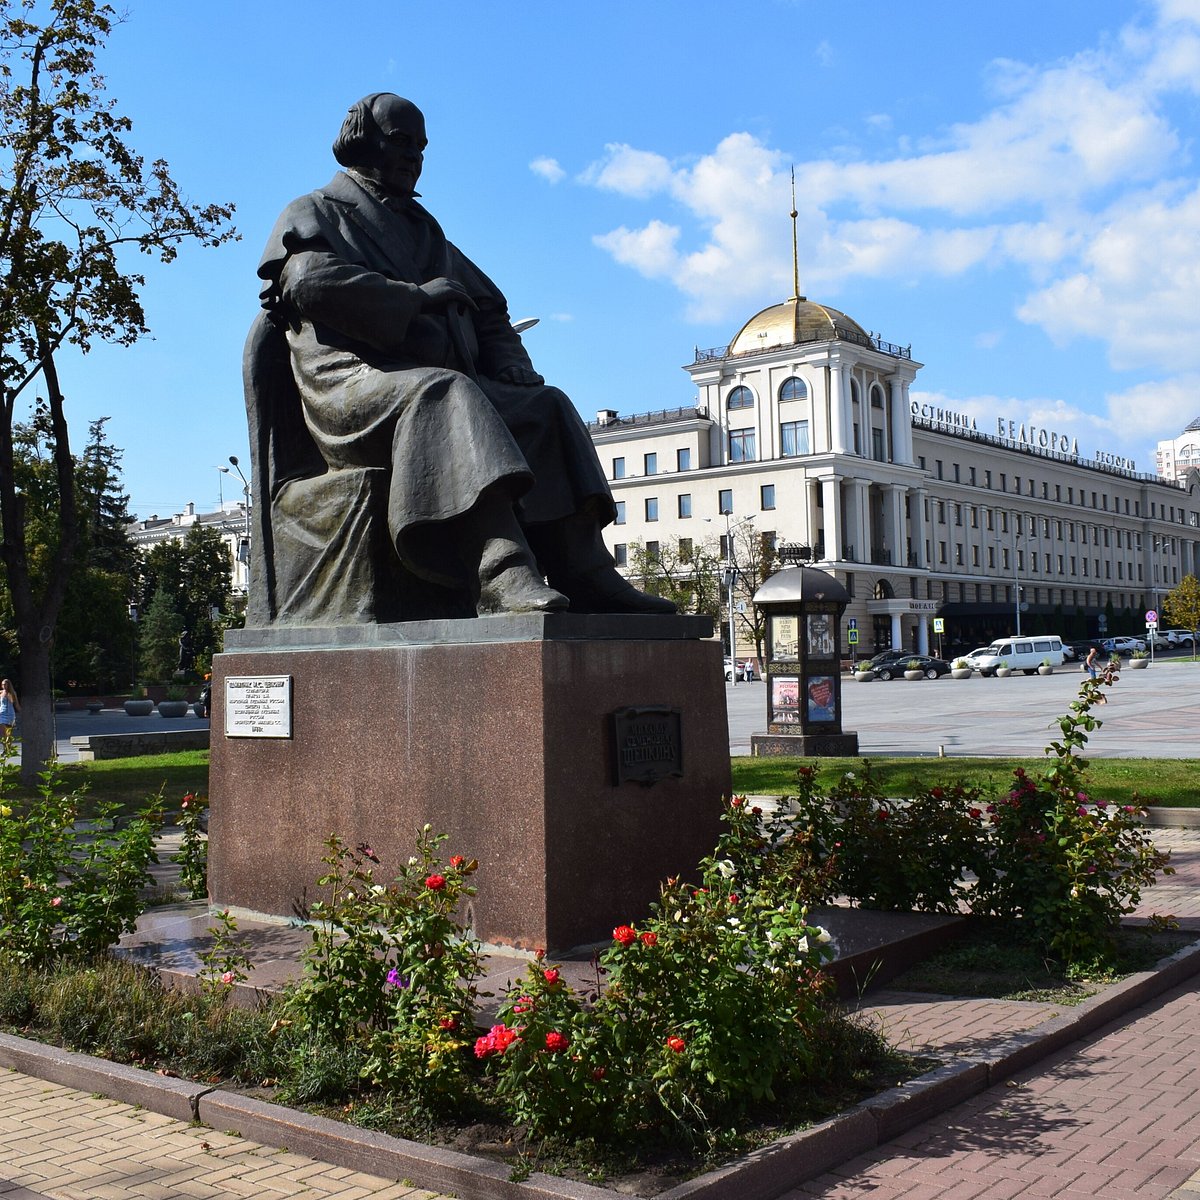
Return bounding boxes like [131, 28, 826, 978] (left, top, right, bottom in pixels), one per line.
[780, 420, 810, 456]
[760, 484, 776, 510]
[644, 452, 657, 475]
[679, 537, 693, 561]
[985, 469, 992, 488]
[871, 428, 885, 461]
[718, 489, 733, 515]
[645, 497, 659, 522]
[677, 493, 692, 519]
[953, 463, 961, 482]
[612, 456, 625, 480]
[728, 429, 756, 462]
[613, 543, 627, 567]
[676, 447, 691, 472]
[646, 540, 660, 559]
[936, 460, 944, 480]
[614, 501, 626, 525]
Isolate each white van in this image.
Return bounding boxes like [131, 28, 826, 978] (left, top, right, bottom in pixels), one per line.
[968, 635, 1065, 676]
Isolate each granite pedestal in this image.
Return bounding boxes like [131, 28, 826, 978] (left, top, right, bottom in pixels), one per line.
[209, 615, 730, 953]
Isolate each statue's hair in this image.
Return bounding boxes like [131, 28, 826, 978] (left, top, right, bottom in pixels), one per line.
[333, 93, 391, 168]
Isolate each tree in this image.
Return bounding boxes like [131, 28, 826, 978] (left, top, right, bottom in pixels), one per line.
[728, 524, 779, 665]
[137, 585, 183, 683]
[138, 523, 232, 671]
[627, 536, 722, 619]
[0, 2, 235, 779]
[1163, 575, 1200, 660]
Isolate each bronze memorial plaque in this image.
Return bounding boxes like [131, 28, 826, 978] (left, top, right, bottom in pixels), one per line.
[611, 706, 684, 786]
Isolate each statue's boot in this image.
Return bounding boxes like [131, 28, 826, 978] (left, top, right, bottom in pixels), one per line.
[461, 505, 569, 616]
[533, 515, 677, 615]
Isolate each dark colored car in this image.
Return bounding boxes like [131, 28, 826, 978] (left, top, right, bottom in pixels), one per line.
[873, 654, 952, 681]
[863, 648, 913, 670]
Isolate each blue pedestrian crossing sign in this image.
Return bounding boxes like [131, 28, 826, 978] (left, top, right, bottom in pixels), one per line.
[847, 629, 859, 645]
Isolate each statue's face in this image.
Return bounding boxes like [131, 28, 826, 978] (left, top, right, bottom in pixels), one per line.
[367, 95, 427, 196]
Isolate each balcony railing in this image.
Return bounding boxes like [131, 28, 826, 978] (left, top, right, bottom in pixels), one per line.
[694, 327, 912, 364]
[588, 405, 708, 432]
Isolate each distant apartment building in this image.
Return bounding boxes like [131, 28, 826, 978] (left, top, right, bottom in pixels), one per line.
[1156, 417, 1200, 483]
[128, 501, 250, 594]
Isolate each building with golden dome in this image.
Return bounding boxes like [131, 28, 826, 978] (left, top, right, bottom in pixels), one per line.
[590, 291, 1200, 659]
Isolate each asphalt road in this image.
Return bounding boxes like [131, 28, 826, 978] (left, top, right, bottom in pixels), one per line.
[726, 654, 1200, 758]
[29, 651, 1200, 765]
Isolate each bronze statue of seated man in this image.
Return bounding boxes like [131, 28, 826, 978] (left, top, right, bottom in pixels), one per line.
[246, 92, 673, 624]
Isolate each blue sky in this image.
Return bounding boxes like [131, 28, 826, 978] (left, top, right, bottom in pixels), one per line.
[42, 0, 1200, 518]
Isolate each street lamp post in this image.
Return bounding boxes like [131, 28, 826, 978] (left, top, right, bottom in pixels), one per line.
[1013, 529, 1023, 637]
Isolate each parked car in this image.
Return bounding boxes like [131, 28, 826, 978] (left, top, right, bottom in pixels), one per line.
[863, 648, 913, 670]
[1147, 628, 1174, 649]
[1101, 636, 1146, 655]
[964, 636, 1066, 676]
[873, 654, 951, 681]
[1163, 629, 1197, 647]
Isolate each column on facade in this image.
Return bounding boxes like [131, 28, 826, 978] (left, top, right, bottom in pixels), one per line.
[890, 612, 903, 649]
[805, 477, 822, 556]
[883, 484, 906, 568]
[845, 478, 870, 563]
[910, 486, 928, 568]
[821, 476, 843, 561]
[829, 358, 848, 453]
[889, 376, 914, 465]
[916, 615, 929, 655]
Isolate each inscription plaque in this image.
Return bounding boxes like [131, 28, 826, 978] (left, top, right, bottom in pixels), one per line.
[611, 705, 683, 786]
[225, 675, 293, 739]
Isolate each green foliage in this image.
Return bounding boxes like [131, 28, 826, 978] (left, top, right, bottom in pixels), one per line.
[198, 906, 251, 996]
[765, 675, 1173, 967]
[482, 800, 838, 1145]
[170, 791, 207, 900]
[281, 828, 483, 1113]
[137, 586, 184, 683]
[627, 536, 722, 619]
[780, 767, 991, 912]
[0, 0, 236, 779]
[1164, 575, 1200, 654]
[138, 523, 234, 668]
[0, 753, 162, 965]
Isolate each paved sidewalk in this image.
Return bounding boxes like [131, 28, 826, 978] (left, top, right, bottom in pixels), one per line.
[0, 1069, 438, 1199]
[1, 828, 1199, 1198]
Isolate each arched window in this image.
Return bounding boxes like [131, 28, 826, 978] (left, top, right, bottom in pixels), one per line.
[778, 376, 806, 402]
[870, 384, 885, 409]
[874, 579, 894, 600]
[727, 385, 754, 410]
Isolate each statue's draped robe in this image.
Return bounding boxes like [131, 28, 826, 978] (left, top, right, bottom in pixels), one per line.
[253, 170, 613, 600]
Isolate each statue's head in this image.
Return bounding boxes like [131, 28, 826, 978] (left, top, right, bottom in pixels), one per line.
[333, 93, 427, 196]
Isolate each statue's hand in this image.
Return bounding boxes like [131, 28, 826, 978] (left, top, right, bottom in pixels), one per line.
[496, 364, 544, 386]
[420, 277, 477, 312]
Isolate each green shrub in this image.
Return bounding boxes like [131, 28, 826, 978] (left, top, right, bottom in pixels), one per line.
[0, 757, 163, 966]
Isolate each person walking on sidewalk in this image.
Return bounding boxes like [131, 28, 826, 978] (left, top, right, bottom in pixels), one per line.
[0, 678, 19, 747]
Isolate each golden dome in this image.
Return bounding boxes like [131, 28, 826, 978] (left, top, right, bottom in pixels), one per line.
[728, 298, 870, 357]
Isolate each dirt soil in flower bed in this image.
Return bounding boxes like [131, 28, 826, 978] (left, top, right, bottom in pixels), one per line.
[887, 920, 1195, 1005]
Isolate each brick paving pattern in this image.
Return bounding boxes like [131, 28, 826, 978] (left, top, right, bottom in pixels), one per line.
[0, 1070, 440, 1200]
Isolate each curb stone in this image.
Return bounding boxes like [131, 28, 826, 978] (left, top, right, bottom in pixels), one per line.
[3, 942, 1200, 1200]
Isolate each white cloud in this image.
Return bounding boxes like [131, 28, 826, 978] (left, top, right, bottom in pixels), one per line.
[1017, 183, 1200, 370]
[581, 144, 674, 198]
[592, 220, 681, 279]
[814, 40, 834, 68]
[530, 157, 565, 184]
[1101, 375, 1200, 443]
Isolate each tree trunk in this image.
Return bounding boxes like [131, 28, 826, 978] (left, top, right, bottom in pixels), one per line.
[16, 635, 53, 786]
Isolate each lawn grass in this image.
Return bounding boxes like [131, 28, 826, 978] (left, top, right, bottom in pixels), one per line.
[731, 756, 1200, 807]
[9, 751, 209, 818]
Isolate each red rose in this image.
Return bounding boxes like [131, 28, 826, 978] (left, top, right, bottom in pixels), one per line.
[730, 797, 745, 808]
[728, 893, 739, 905]
[425, 874, 446, 891]
[613, 924, 637, 946]
[449, 855, 464, 869]
[438, 1017, 459, 1031]
[640, 931, 658, 947]
[666, 1035, 686, 1053]
[544, 1031, 569, 1053]
[543, 968, 560, 985]
[968, 808, 982, 819]
[592, 1066, 606, 1081]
